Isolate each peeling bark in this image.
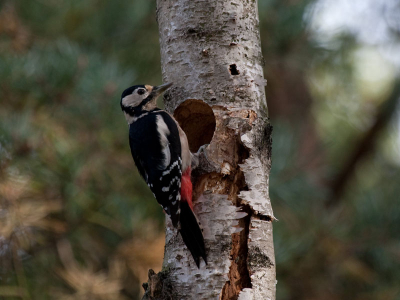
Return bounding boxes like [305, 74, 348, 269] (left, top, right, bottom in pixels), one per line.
[142, 0, 275, 299]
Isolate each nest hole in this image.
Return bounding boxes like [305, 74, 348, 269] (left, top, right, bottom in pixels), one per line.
[173, 99, 216, 152]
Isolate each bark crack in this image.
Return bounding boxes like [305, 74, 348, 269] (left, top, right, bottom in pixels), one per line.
[221, 142, 252, 300]
[252, 212, 273, 222]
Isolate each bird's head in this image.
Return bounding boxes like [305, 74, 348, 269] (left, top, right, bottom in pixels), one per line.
[120, 83, 173, 118]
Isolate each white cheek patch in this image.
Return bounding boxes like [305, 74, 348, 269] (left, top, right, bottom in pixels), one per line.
[156, 115, 171, 169]
[122, 94, 140, 107]
[122, 91, 150, 108]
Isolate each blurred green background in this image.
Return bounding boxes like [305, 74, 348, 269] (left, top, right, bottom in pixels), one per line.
[0, 0, 399, 299]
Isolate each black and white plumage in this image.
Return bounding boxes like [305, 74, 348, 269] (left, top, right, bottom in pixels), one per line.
[120, 83, 207, 267]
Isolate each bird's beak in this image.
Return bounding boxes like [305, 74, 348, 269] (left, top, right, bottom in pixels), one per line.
[152, 82, 173, 97]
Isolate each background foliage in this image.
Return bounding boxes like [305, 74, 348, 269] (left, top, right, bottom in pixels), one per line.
[1, 0, 399, 299]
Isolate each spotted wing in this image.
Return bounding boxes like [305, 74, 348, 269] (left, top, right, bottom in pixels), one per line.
[129, 110, 182, 226]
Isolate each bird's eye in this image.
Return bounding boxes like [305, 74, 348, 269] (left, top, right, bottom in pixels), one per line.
[137, 89, 145, 95]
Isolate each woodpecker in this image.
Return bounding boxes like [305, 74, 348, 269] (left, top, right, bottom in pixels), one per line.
[120, 82, 207, 267]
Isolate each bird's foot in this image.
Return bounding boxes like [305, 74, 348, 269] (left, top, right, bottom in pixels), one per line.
[191, 144, 209, 169]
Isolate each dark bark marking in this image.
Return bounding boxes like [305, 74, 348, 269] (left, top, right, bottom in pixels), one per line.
[184, 27, 223, 39]
[255, 122, 273, 160]
[142, 269, 174, 300]
[248, 246, 274, 270]
[229, 64, 240, 75]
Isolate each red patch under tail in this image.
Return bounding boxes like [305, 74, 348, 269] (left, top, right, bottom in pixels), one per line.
[181, 167, 193, 209]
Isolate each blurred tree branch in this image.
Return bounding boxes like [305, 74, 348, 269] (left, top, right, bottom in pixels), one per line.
[328, 80, 400, 207]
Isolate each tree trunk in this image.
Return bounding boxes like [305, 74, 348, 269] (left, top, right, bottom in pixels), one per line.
[142, 0, 275, 299]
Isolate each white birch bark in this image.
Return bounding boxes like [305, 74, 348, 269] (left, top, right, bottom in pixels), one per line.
[142, 0, 275, 299]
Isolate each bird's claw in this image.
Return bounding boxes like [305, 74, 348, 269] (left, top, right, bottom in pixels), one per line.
[191, 144, 209, 169]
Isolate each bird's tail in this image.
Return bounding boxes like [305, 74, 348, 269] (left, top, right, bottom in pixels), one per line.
[179, 201, 207, 268]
